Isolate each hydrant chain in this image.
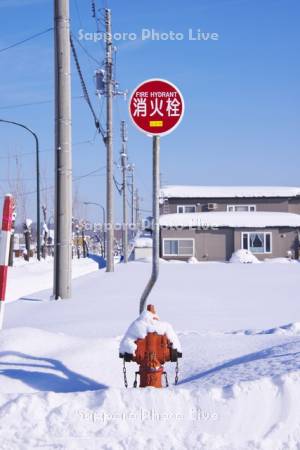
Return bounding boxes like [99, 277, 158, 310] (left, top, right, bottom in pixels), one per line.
[123, 359, 128, 388]
[133, 372, 139, 388]
[175, 361, 179, 385]
[163, 371, 169, 387]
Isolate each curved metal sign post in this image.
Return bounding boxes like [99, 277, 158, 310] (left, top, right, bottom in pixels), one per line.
[129, 79, 185, 313]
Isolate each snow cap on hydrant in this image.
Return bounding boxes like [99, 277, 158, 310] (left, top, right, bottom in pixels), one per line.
[119, 304, 182, 388]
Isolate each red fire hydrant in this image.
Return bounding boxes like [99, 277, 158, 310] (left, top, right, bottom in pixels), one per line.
[119, 305, 182, 388]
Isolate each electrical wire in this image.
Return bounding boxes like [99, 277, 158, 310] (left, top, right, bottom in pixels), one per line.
[73, 166, 106, 181]
[113, 176, 123, 195]
[18, 166, 107, 198]
[70, 34, 106, 141]
[0, 140, 96, 160]
[0, 28, 53, 54]
[72, 0, 100, 83]
[72, 35, 102, 66]
[0, 96, 83, 111]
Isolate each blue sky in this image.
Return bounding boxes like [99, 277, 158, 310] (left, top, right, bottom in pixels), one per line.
[0, 0, 299, 223]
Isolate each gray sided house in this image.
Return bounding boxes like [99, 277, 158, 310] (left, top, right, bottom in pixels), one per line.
[159, 186, 300, 261]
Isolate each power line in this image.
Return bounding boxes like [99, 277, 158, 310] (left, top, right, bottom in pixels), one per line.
[72, 35, 102, 66]
[73, 165, 106, 181]
[70, 34, 106, 141]
[18, 166, 107, 198]
[113, 176, 123, 195]
[91, 1, 105, 29]
[72, 0, 102, 74]
[0, 28, 53, 54]
[0, 139, 96, 160]
[0, 96, 83, 111]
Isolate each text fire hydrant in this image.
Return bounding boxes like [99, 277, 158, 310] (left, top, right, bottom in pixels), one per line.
[119, 305, 182, 388]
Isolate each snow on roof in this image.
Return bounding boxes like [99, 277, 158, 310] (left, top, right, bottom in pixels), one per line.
[119, 309, 181, 356]
[160, 185, 300, 199]
[160, 212, 300, 228]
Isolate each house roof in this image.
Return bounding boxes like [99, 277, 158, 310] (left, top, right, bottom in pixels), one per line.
[159, 212, 300, 228]
[160, 185, 300, 199]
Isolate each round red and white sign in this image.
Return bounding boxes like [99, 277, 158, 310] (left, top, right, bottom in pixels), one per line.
[129, 78, 184, 136]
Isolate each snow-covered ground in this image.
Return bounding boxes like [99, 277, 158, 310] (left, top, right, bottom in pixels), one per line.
[1, 260, 300, 449]
[6, 257, 99, 303]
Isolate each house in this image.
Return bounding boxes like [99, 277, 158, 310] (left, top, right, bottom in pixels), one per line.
[159, 186, 300, 261]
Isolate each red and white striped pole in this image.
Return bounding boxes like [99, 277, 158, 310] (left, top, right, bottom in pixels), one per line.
[0, 194, 14, 329]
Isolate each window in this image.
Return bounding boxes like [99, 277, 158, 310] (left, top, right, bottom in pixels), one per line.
[163, 239, 194, 256]
[177, 205, 196, 214]
[227, 205, 256, 212]
[242, 232, 272, 254]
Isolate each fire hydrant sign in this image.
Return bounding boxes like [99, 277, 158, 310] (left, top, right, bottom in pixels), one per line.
[129, 78, 184, 136]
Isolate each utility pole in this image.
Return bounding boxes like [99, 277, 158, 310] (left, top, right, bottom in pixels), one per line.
[95, 9, 127, 269]
[42, 205, 48, 259]
[105, 8, 114, 272]
[54, 0, 72, 299]
[81, 224, 87, 258]
[23, 220, 32, 262]
[129, 164, 135, 230]
[135, 188, 140, 230]
[120, 121, 128, 263]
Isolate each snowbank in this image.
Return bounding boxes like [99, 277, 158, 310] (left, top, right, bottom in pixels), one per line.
[259, 322, 300, 335]
[6, 257, 99, 303]
[187, 256, 199, 264]
[119, 309, 182, 355]
[2, 328, 300, 449]
[2, 261, 300, 449]
[264, 257, 297, 264]
[234, 322, 300, 336]
[1, 370, 300, 450]
[229, 249, 260, 264]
